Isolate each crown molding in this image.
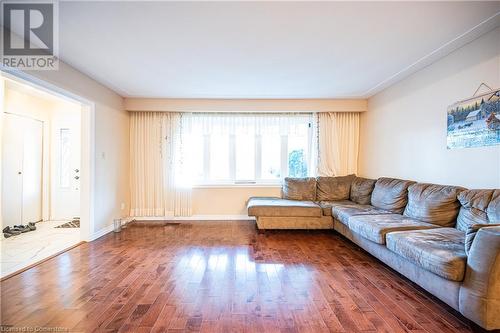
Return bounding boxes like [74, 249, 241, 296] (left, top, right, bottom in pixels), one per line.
[363, 12, 500, 98]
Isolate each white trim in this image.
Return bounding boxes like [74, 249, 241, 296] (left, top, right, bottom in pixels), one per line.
[280, 134, 288, 179]
[203, 134, 210, 181]
[229, 134, 236, 180]
[80, 103, 95, 242]
[0, 79, 3, 229]
[89, 223, 114, 241]
[132, 215, 255, 221]
[1, 70, 91, 106]
[255, 134, 262, 180]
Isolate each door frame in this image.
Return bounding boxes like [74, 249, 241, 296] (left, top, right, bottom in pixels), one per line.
[1, 70, 95, 242]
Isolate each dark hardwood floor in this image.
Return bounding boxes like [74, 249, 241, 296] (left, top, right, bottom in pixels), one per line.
[1, 220, 475, 332]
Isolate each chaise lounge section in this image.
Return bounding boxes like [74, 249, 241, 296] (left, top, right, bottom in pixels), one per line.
[247, 196, 333, 229]
[247, 176, 500, 330]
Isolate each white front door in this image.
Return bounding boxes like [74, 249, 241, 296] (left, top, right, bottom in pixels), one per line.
[1, 113, 43, 227]
[50, 111, 81, 220]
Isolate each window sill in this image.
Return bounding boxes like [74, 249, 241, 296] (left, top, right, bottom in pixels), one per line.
[192, 183, 282, 189]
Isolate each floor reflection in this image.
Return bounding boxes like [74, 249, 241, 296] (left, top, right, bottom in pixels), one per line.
[0, 220, 470, 332]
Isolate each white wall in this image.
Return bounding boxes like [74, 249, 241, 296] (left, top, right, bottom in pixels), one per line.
[359, 27, 500, 189]
[22, 61, 130, 234]
[192, 186, 281, 216]
[125, 98, 367, 113]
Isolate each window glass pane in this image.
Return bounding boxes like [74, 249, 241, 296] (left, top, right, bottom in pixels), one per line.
[185, 134, 204, 183]
[288, 130, 309, 178]
[261, 135, 281, 180]
[59, 128, 71, 188]
[210, 134, 230, 180]
[235, 134, 254, 180]
[186, 113, 312, 184]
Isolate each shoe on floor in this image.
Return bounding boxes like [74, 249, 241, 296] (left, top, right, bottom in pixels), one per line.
[28, 222, 36, 231]
[14, 225, 31, 233]
[2, 226, 21, 238]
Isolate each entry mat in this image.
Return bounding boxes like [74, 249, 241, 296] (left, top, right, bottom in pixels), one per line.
[55, 219, 80, 228]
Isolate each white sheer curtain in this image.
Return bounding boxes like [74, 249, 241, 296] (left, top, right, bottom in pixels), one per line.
[317, 112, 360, 176]
[188, 113, 312, 135]
[130, 112, 192, 217]
[183, 112, 316, 180]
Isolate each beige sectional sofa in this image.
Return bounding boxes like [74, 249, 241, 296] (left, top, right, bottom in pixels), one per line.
[247, 176, 500, 330]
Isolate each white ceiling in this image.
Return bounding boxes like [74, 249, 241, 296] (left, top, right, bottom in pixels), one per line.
[53, 1, 500, 98]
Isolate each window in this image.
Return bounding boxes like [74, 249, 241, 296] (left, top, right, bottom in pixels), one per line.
[235, 133, 255, 180]
[59, 128, 71, 188]
[260, 134, 281, 180]
[183, 113, 313, 185]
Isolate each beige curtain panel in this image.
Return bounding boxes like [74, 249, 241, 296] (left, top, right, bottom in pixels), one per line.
[317, 112, 360, 176]
[130, 111, 192, 217]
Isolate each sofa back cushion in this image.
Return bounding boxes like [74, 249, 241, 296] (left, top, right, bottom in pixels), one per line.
[350, 177, 377, 205]
[282, 177, 317, 201]
[456, 189, 494, 232]
[487, 190, 500, 223]
[371, 177, 415, 213]
[404, 183, 465, 227]
[316, 175, 355, 201]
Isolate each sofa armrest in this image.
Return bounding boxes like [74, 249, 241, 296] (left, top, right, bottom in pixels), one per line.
[459, 226, 500, 330]
[465, 223, 500, 255]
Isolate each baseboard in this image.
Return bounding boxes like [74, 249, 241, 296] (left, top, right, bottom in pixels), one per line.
[89, 216, 254, 237]
[90, 224, 115, 241]
[132, 215, 255, 221]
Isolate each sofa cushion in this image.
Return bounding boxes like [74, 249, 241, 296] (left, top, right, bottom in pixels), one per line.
[282, 177, 317, 201]
[350, 177, 377, 205]
[247, 197, 322, 217]
[316, 175, 355, 201]
[404, 183, 465, 227]
[371, 177, 415, 213]
[456, 189, 494, 232]
[318, 200, 358, 216]
[348, 214, 437, 244]
[386, 228, 467, 281]
[487, 190, 500, 223]
[332, 204, 393, 226]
